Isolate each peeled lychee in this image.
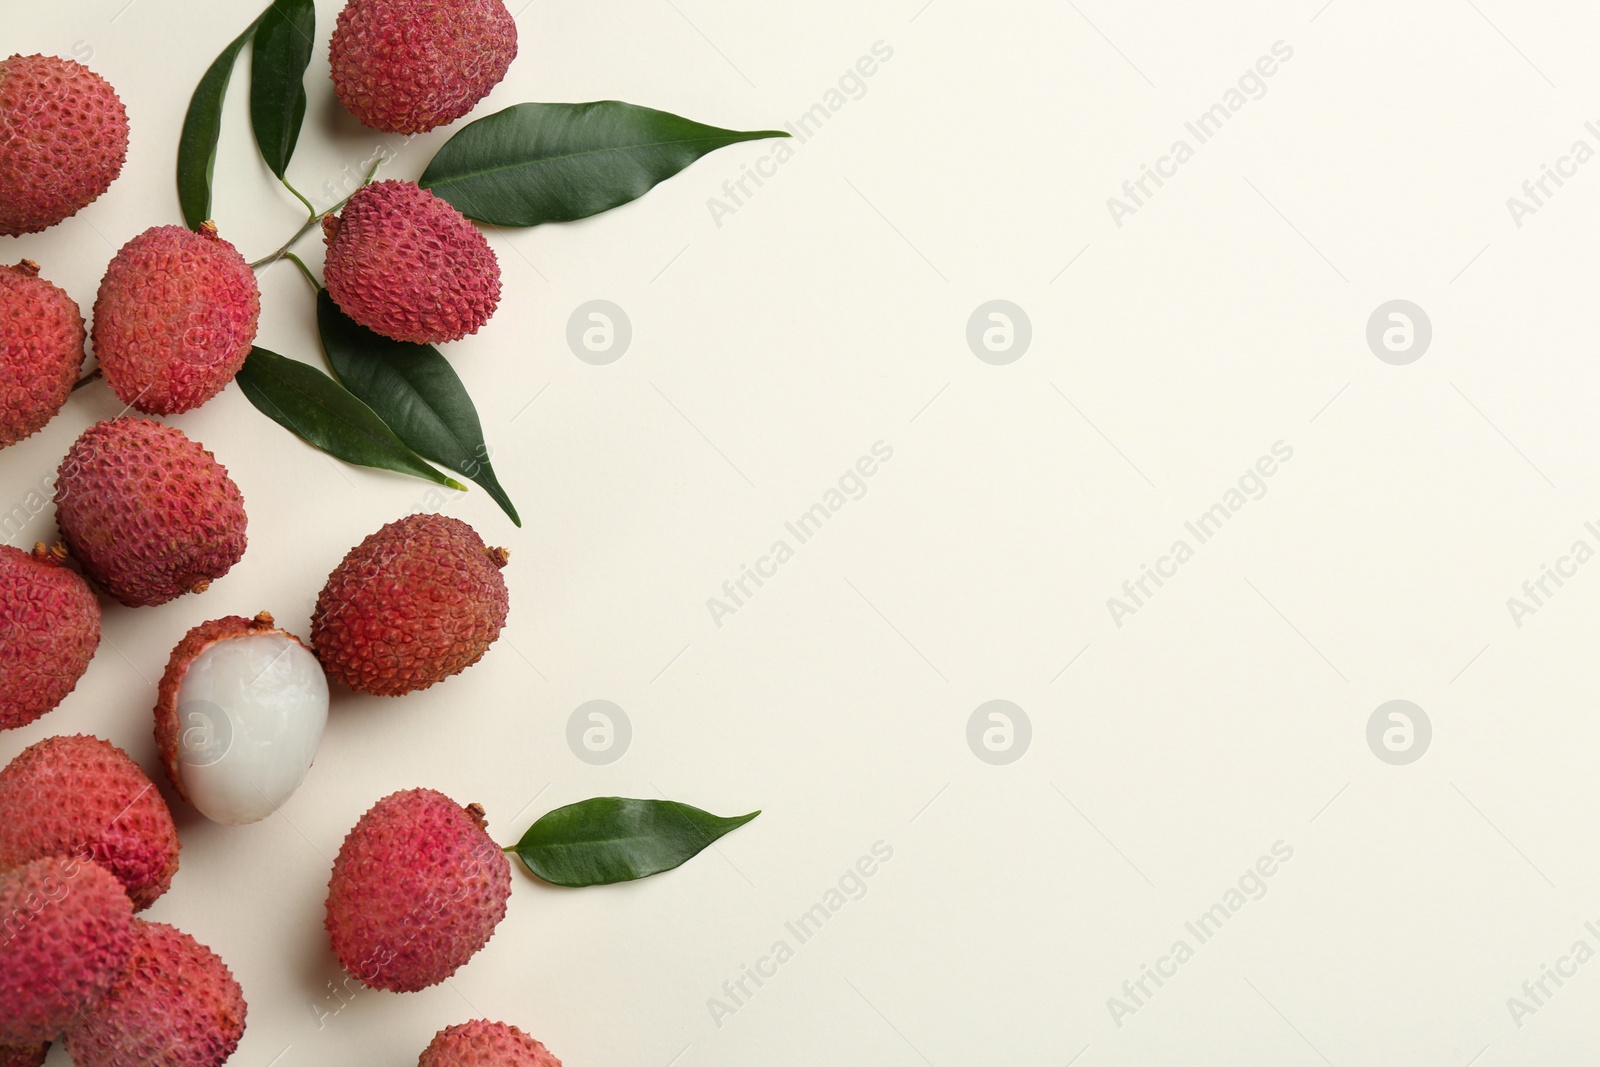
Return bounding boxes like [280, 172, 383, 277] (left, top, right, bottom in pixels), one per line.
[325, 789, 511, 991]
[312, 513, 509, 695]
[0, 261, 85, 447]
[0, 734, 179, 910]
[92, 223, 260, 415]
[64, 920, 246, 1067]
[155, 612, 329, 825]
[0, 54, 129, 236]
[0, 1044, 48, 1067]
[323, 180, 501, 344]
[55, 417, 248, 607]
[419, 1020, 563, 1067]
[0, 543, 99, 730]
[330, 0, 516, 134]
[0, 857, 136, 1045]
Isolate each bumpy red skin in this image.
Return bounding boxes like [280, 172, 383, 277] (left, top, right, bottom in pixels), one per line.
[0, 1043, 48, 1067]
[55, 418, 248, 607]
[0, 858, 136, 1045]
[93, 224, 260, 415]
[330, 0, 516, 134]
[65, 921, 246, 1067]
[0, 545, 99, 730]
[0, 734, 179, 910]
[154, 613, 306, 800]
[419, 1020, 563, 1067]
[323, 181, 501, 344]
[312, 513, 509, 695]
[0, 55, 128, 236]
[325, 789, 511, 992]
[0, 262, 85, 447]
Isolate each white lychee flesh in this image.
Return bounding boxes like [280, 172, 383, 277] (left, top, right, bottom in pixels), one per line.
[173, 634, 329, 824]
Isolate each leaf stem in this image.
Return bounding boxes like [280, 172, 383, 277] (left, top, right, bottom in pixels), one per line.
[281, 176, 317, 220]
[282, 252, 322, 291]
[71, 367, 103, 392]
[249, 212, 323, 269]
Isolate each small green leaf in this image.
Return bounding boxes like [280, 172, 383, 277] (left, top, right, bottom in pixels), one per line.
[317, 291, 521, 526]
[510, 798, 760, 887]
[177, 14, 263, 230]
[418, 101, 790, 226]
[250, 0, 317, 179]
[237, 347, 466, 491]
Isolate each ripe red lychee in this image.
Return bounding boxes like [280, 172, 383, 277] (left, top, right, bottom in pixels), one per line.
[0, 543, 99, 730]
[0, 734, 180, 910]
[0, 261, 85, 447]
[0, 54, 128, 236]
[311, 513, 509, 695]
[329, 0, 516, 134]
[155, 612, 329, 825]
[419, 1020, 563, 1067]
[92, 223, 260, 415]
[325, 789, 511, 992]
[55, 417, 248, 607]
[64, 921, 247, 1067]
[0, 857, 136, 1045]
[322, 180, 501, 344]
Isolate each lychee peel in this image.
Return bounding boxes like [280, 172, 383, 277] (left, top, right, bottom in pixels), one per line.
[0, 261, 86, 447]
[0, 857, 136, 1045]
[419, 1020, 563, 1067]
[330, 0, 517, 134]
[0, 543, 100, 730]
[55, 417, 248, 607]
[0, 54, 128, 236]
[0, 1043, 48, 1067]
[0, 734, 180, 910]
[64, 921, 246, 1067]
[312, 513, 509, 695]
[325, 789, 511, 992]
[155, 612, 330, 825]
[322, 181, 501, 344]
[93, 223, 261, 415]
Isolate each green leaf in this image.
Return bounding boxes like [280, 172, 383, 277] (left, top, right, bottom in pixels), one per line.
[510, 798, 760, 887]
[177, 14, 263, 230]
[418, 101, 790, 226]
[317, 291, 521, 526]
[237, 347, 466, 491]
[250, 0, 317, 179]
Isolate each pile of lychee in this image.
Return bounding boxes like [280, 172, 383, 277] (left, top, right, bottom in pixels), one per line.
[0, 0, 587, 1061]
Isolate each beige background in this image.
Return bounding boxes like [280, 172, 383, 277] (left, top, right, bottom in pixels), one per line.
[6, 0, 1600, 1064]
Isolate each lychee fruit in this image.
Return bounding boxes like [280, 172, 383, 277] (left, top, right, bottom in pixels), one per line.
[155, 612, 329, 826]
[0, 543, 100, 730]
[325, 789, 511, 992]
[322, 180, 501, 344]
[55, 417, 248, 607]
[329, 0, 516, 135]
[0, 261, 85, 447]
[0, 1044, 48, 1067]
[64, 920, 246, 1067]
[0, 857, 136, 1045]
[0, 54, 129, 236]
[0, 734, 180, 909]
[419, 1020, 563, 1067]
[311, 513, 509, 695]
[92, 223, 261, 415]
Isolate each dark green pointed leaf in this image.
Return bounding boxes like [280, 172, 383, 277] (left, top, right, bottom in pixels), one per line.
[177, 15, 263, 230]
[510, 798, 760, 887]
[250, 0, 317, 179]
[317, 291, 520, 526]
[418, 101, 790, 226]
[237, 347, 466, 491]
